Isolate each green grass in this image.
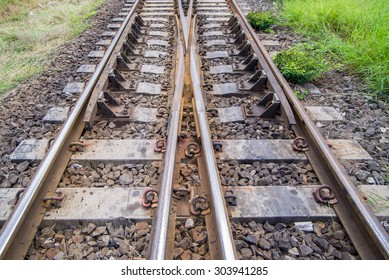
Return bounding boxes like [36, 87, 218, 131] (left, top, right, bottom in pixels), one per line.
[0, 0, 105, 94]
[274, 43, 332, 84]
[294, 89, 309, 101]
[279, 0, 389, 98]
[246, 11, 278, 32]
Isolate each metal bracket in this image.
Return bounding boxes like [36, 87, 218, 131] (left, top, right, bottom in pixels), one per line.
[185, 142, 201, 158]
[156, 106, 168, 117]
[313, 185, 338, 205]
[242, 92, 280, 119]
[224, 189, 237, 206]
[213, 141, 223, 152]
[69, 141, 86, 152]
[42, 191, 65, 209]
[123, 40, 144, 56]
[108, 69, 126, 91]
[190, 195, 210, 216]
[233, 53, 258, 72]
[229, 41, 251, 56]
[239, 69, 267, 91]
[127, 30, 146, 45]
[228, 29, 246, 44]
[207, 108, 218, 117]
[172, 182, 191, 200]
[97, 91, 132, 119]
[131, 21, 149, 36]
[135, 15, 148, 27]
[10, 189, 25, 210]
[227, 21, 242, 35]
[142, 188, 159, 208]
[292, 137, 309, 152]
[116, 53, 140, 71]
[224, 15, 237, 27]
[154, 139, 167, 153]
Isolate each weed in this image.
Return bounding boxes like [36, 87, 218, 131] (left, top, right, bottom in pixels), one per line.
[280, 0, 389, 98]
[246, 11, 277, 32]
[294, 89, 309, 100]
[274, 43, 332, 84]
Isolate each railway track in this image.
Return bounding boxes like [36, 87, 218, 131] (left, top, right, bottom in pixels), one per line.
[0, 0, 388, 260]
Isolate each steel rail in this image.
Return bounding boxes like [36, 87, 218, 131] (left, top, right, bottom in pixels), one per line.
[229, 0, 389, 259]
[189, 15, 236, 260]
[0, 0, 141, 259]
[149, 15, 185, 260]
[177, 0, 190, 51]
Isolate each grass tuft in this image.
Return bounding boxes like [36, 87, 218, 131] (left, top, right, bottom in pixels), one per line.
[246, 11, 277, 32]
[274, 43, 332, 84]
[280, 0, 389, 98]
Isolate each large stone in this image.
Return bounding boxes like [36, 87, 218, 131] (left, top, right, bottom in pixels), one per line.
[306, 106, 343, 122]
[192, 230, 207, 244]
[43, 107, 69, 124]
[173, 248, 184, 259]
[54, 251, 65, 260]
[135, 222, 149, 232]
[298, 245, 313, 257]
[333, 230, 346, 240]
[277, 238, 291, 251]
[10, 139, 49, 163]
[244, 235, 259, 245]
[313, 237, 329, 251]
[240, 248, 253, 260]
[258, 238, 271, 250]
[179, 237, 192, 250]
[235, 240, 245, 251]
[91, 226, 106, 237]
[263, 221, 274, 232]
[119, 241, 131, 255]
[181, 250, 192, 260]
[87, 51, 105, 58]
[185, 218, 195, 229]
[119, 173, 134, 185]
[288, 247, 299, 257]
[16, 161, 29, 172]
